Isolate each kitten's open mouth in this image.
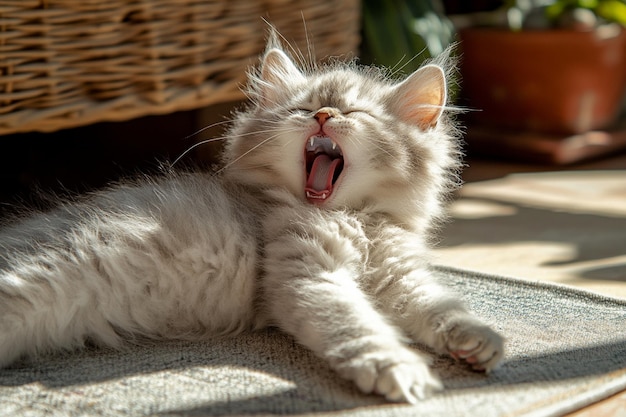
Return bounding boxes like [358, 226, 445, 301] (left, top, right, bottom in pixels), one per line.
[305, 135, 344, 203]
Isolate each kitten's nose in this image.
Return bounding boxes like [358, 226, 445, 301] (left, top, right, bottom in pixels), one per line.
[314, 111, 331, 126]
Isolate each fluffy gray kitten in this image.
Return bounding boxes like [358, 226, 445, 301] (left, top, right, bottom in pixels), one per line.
[0, 37, 503, 403]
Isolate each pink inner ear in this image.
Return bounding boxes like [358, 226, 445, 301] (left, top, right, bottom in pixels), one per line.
[396, 65, 446, 129]
[403, 103, 444, 129]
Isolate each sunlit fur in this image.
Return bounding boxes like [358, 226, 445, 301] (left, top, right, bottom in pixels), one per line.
[0, 35, 503, 404]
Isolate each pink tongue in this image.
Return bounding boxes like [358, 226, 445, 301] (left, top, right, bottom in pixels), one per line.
[305, 154, 341, 199]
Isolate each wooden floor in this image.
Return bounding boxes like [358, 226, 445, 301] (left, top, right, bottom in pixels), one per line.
[437, 153, 626, 298]
[569, 390, 626, 417]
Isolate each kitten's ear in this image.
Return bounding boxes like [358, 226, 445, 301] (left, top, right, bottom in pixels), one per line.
[391, 64, 447, 129]
[259, 48, 305, 104]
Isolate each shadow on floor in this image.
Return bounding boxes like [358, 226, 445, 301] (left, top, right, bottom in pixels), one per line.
[439, 196, 626, 282]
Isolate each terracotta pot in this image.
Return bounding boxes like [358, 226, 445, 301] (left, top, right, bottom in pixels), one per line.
[460, 27, 626, 134]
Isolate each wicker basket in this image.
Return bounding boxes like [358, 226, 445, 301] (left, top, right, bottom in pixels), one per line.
[0, 0, 361, 135]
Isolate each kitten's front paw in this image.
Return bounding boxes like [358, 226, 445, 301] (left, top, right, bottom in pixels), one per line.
[441, 317, 504, 373]
[339, 349, 443, 404]
[373, 361, 443, 403]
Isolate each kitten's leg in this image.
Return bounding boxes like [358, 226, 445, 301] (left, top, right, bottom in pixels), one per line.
[261, 211, 442, 403]
[366, 228, 504, 373]
[0, 219, 141, 368]
[398, 272, 504, 372]
[0, 262, 123, 368]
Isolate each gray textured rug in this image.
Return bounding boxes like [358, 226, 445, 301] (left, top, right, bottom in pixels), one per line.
[1, 266, 625, 417]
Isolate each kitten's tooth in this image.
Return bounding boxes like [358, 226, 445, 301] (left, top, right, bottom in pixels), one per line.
[332, 141, 337, 150]
[310, 137, 315, 147]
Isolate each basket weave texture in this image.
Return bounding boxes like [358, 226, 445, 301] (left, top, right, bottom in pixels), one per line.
[0, 0, 361, 135]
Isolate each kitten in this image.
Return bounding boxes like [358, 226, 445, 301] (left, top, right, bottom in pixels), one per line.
[0, 34, 503, 403]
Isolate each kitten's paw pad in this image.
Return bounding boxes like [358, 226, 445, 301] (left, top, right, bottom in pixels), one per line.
[445, 319, 504, 373]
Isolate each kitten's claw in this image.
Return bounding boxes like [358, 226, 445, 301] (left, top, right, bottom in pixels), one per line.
[442, 317, 504, 373]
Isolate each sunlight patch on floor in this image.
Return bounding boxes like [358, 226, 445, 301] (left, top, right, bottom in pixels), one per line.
[438, 169, 626, 299]
[448, 199, 517, 220]
[434, 241, 578, 280]
[459, 170, 626, 217]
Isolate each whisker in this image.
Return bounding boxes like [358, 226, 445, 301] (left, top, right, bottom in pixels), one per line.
[231, 127, 298, 138]
[171, 125, 300, 168]
[301, 13, 315, 71]
[213, 128, 301, 176]
[264, 18, 312, 73]
[183, 119, 233, 141]
[387, 54, 408, 74]
[389, 48, 428, 78]
[170, 137, 227, 168]
[237, 117, 292, 126]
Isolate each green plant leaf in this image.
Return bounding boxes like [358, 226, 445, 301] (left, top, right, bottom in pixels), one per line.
[596, 0, 626, 25]
[361, 0, 453, 74]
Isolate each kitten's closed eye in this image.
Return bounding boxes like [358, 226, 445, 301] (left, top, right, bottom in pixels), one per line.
[343, 109, 368, 116]
[296, 108, 368, 117]
[288, 108, 317, 118]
